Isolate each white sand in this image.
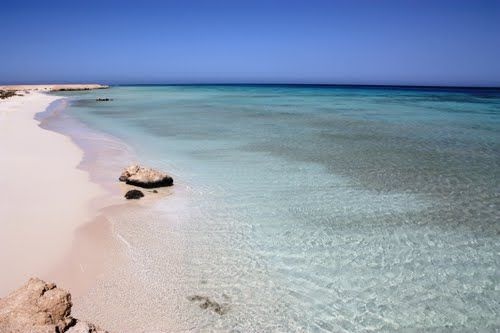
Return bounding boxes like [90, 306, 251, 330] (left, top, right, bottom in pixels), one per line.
[0, 92, 106, 296]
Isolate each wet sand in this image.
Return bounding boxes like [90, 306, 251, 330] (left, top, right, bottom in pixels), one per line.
[36, 97, 164, 297]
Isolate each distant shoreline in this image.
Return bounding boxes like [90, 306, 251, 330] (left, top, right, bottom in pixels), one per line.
[0, 84, 108, 92]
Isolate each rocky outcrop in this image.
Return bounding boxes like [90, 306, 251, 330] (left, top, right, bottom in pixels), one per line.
[124, 189, 144, 199]
[0, 278, 108, 333]
[52, 85, 109, 92]
[119, 165, 173, 188]
[0, 90, 18, 99]
[67, 321, 106, 333]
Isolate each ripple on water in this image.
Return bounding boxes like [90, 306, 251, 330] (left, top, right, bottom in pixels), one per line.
[62, 86, 499, 331]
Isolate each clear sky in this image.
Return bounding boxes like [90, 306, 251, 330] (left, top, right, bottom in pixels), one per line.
[1, 0, 499, 86]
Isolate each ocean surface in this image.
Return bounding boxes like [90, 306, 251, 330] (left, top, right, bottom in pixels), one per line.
[53, 85, 499, 332]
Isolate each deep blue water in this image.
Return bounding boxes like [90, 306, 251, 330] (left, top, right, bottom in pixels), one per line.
[56, 85, 500, 331]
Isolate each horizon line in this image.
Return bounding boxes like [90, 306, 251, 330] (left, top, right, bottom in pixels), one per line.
[115, 83, 500, 90]
[2, 82, 500, 90]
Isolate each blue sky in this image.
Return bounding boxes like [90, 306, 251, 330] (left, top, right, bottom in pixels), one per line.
[1, 0, 499, 86]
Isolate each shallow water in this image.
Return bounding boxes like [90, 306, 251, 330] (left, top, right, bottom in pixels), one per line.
[54, 85, 499, 331]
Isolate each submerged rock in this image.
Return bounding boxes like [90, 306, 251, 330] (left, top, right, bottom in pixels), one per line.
[119, 165, 173, 188]
[187, 295, 229, 315]
[95, 98, 112, 102]
[124, 189, 144, 199]
[0, 278, 108, 333]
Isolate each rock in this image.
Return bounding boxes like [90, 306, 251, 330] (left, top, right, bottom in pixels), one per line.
[95, 98, 112, 102]
[0, 278, 72, 332]
[0, 278, 108, 333]
[66, 320, 107, 333]
[119, 165, 173, 188]
[187, 295, 229, 315]
[124, 189, 144, 200]
[0, 90, 18, 99]
[53, 85, 108, 92]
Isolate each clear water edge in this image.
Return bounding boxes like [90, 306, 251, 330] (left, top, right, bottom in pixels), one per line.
[44, 85, 500, 332]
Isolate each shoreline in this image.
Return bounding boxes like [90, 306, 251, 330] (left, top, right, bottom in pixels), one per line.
[37, 97, 138, 297]
[0, 83, 109, 92]
[1, 85, 498, 331]
[0, 90, 116, 298]
[22, 90, 181, 332]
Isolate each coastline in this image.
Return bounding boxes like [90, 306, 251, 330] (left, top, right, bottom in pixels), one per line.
[12, 89, 181, 332]
[0, 90, 117, 297]
[2, 85, 498, 331]
[36, 97, 138, 297]
[0, 84, 108, 92]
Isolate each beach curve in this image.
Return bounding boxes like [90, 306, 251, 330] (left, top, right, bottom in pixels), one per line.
[0, 90, 108, 296]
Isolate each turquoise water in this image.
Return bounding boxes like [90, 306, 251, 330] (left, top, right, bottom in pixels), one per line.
[57, 85, 499, 331]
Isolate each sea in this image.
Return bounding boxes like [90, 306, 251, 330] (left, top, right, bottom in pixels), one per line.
[47, 85, 500, 332]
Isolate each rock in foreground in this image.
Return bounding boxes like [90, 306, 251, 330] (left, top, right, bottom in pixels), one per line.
[0, 278, 108, 333]
[124, 189, 144, 199]
[119, 165, 173, 188]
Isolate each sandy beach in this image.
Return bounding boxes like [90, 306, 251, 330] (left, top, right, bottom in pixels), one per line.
[0, 89, 108, 296]
[1, 82, 499, 332]
[1, 2, 498, 331]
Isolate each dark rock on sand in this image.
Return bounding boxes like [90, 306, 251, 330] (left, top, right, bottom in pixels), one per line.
[119, 165, 173, 188]
[55, 85, 108, 91]
[187, 295, 229, 315]
[0, 277, 108, 333]
[125, 189, 144, 200]
[67, 321, 107, 333]
[0, 90, 18, 99]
